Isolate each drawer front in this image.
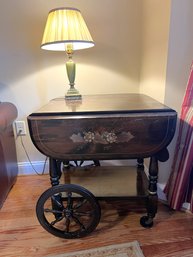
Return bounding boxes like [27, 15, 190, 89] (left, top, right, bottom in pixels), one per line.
[28, 113, 176, 160]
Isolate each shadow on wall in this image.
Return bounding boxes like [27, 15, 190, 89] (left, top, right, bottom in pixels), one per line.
[0, 37, 140, 89]
[0, 0, 141, 88]
[0, 83, 17, 102]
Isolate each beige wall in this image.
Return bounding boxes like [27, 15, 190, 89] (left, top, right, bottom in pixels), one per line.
[0, 0, 142, 163]
[139, 0, 193, 185]
[139, 0, 171, 103]
[165, 0, 193, 112]
[159, 0, 193, 184]
[0, 0, 192, 184]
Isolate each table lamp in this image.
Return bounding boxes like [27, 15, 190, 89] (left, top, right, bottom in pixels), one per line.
[41, 7, 94, 100]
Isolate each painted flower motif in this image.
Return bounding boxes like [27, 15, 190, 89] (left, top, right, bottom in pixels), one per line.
[70, 130, 134, 144]
[83, 132, 95, 142]
[103, 132, 117, 143]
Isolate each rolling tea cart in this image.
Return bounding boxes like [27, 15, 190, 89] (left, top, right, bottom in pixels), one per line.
[27, 94, 177, 239]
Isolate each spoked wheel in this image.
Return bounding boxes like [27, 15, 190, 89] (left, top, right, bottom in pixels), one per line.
[36, 184, 101, 239]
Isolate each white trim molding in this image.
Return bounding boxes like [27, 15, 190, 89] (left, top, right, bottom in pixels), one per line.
[17, 159, 137, 176]
[18, 161, 49, 175]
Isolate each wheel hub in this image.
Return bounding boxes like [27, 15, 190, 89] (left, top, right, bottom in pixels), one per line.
[65, 208, 73, 218]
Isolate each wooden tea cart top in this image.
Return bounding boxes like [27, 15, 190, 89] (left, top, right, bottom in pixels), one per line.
[28, 94, 177, 160]
[31, 94, 173, 115]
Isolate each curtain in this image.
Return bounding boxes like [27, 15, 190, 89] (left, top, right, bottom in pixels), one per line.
[164, 62, 193, 212]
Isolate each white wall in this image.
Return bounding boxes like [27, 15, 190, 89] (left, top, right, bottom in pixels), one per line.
[165, 0, 193, 112]
[0, 0, 142, 164]
[159, 0, 193, 184]
[138, 0, 193, 186]
[139, 0, 193, 186]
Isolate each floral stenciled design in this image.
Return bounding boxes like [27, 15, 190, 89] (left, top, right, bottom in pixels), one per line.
[70, 130, 134, 144]
[102, 132, 117, 143]
[83, 132, 95, 143]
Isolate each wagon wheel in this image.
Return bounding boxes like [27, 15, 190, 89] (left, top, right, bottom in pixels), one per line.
[36, 184, 101, 239]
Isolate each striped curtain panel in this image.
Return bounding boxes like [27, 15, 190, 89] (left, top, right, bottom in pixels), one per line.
[165, 62, 193, 212]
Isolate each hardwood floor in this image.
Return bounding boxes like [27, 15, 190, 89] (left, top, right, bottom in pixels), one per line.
[0, 174, 193, 257]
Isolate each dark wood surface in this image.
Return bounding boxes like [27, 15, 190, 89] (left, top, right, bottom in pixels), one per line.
[31, 94, 174, 114]
[0, 174, 193, 257]
[27, 94, 177, 235]
[28, 94, 177, 160]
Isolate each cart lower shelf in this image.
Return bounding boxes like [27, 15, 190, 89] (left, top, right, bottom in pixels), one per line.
[63, 165, 148, 198]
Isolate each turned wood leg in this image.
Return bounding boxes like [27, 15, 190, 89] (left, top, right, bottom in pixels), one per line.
[49, 157, 61, 186]
[137, 158, 144, 167]
[136, 158, 145, 195]
[140, 156, 158, 228]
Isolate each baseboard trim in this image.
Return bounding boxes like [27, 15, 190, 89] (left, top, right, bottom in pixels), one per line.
[18, 159, 137, 176]
[18, 161, 49, 175]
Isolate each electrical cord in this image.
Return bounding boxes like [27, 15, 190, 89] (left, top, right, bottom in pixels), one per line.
[18, 130, 48, 175]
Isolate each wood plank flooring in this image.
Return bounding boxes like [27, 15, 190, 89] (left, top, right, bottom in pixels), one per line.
[0, 174, 193, 257]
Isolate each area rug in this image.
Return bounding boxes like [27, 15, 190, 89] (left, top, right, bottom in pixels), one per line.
[50, 241, 145, 257]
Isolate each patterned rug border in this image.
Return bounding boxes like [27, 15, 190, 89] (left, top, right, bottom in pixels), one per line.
[50, 241, 145, 257]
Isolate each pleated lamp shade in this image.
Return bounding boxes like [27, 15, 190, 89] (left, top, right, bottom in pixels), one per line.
[41, 7, 94, 51]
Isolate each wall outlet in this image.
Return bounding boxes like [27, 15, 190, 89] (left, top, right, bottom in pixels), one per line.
[15, 121, 27, 136]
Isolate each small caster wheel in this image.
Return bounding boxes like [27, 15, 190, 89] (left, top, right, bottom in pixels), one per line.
[140, 216, 153, 228]
[36, 184, 101, 239]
